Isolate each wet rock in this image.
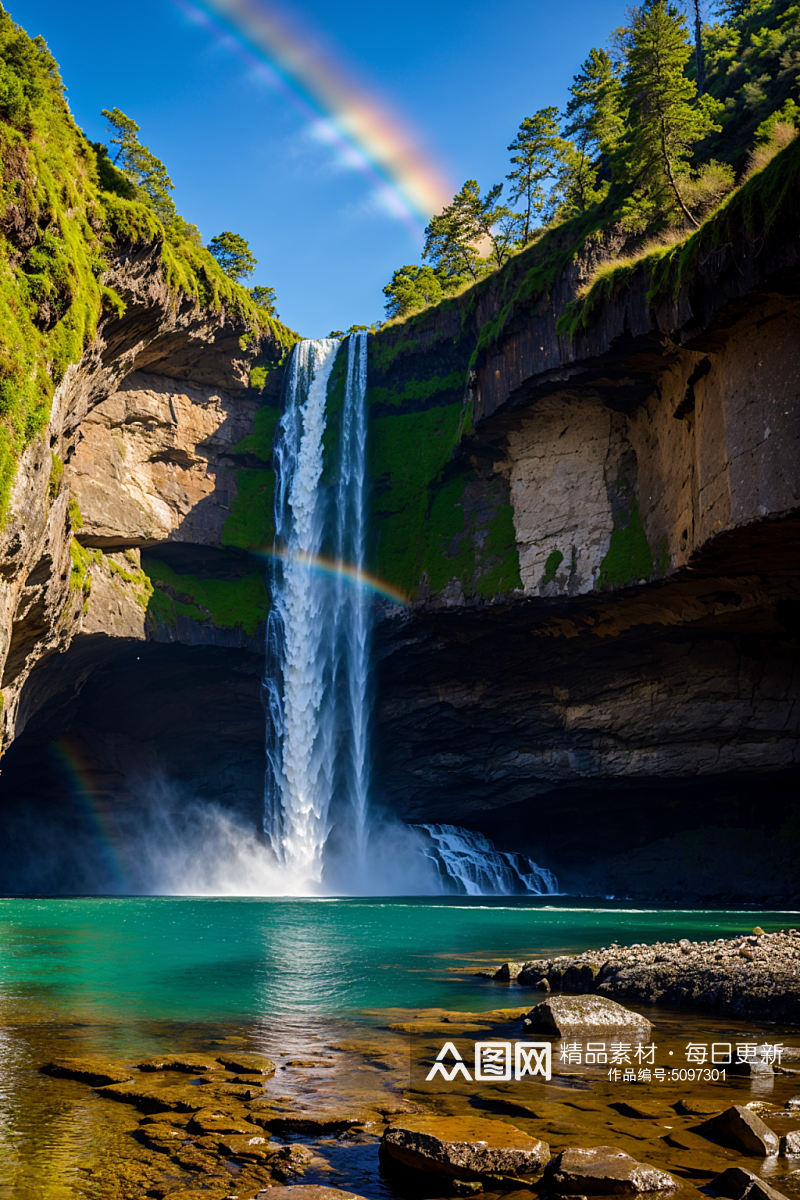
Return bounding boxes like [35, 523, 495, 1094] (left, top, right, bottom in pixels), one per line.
[700, 1105, 780, 1156]
[41, 1056, 133, 1086]
[381, 1115, 549, 1180]
[215, 1052, 276, 1076]
[216, 1133, 276, 1162]
[781, 1130, 800, 1155]
[611, 1100, 665, 1120]
[188, 1106, 256, 1136]
[542, 1146, 677, 1193]
[248, 1100, 375, 1134]
[250, 1189, 370, 1200]
[95, 1079, 202, 1112]
[137, 1055, 217, 1073]
[708, 1166, 790, 1200]
[135, 1122, 189, 1151]
[786, 1096, 800, 1110]
[493, 962, 525, 981]
[675, 1098, 723, 1116]
[523, 995, 653, 1036]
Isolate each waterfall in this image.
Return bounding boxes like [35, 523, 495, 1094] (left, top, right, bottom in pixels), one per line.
[415, 824, 559, 896]
[264, 334, 372, 891]
[263, 334, 559, 897]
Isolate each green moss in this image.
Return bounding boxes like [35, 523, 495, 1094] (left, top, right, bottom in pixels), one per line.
[542, 549, 564, 585]
[220, 468, 275, 551]
[68, 495, 83, 530]
[369, 402, 467, 592]
[597, 500, 654, 589]
[69, 537, 101, 598]
[48, 449, 62, 499]
[367, 369, 466, 410]
[142, 556, 268, 636]
[106, 556, 153, 609]
[229, 403, 280, 464]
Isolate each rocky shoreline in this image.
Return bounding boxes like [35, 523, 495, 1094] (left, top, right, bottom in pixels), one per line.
[491, 929, 800, 1024]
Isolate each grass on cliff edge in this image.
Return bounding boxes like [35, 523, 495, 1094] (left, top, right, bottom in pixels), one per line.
[142, 556, 268, 638]
[0, 6, 298, 528]
[557, 133, 800, 340]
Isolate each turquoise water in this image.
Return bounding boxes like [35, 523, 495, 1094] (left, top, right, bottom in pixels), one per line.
[0, 896, 792, 1025]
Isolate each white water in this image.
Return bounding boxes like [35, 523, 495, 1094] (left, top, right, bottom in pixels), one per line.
[262, 334, 559, 897]
[265, 335, 376, 892]
[416, 823, 559, 896]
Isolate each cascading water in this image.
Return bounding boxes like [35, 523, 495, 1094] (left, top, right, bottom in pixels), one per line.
[265, 334, 372, 891]
[415, 824, 559, 896]
[263, 333, 559, 897]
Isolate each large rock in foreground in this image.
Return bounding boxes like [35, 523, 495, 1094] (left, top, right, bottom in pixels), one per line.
[382, 1116, 549, 1180]
[700, 1105, 779, 1156]
[523, 995, 653, 1036]
[542, 1146, 677, 1194]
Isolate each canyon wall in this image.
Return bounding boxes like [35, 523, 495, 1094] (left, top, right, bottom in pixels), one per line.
[0, 139, 797, 899]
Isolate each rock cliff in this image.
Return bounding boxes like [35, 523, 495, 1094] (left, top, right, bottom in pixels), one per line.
[0, 120, 797, 899]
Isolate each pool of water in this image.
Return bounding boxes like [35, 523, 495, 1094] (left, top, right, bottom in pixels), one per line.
[0, 896, 793, 1025]
[1, 898, 797, 1199]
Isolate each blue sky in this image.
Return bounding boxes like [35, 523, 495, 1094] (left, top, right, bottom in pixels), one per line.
[10, 0, 630, 336]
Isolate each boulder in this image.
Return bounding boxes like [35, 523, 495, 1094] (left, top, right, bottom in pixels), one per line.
[542, 1146, 677, 1193]
[494, 961, 525, 981]
[381, 1115, 549, 1180]
[214, 1051, 276, 1076]
[787, 1096, 800, 1110]
[700, 1105, 779, 1156]
[41, 1056, 133, 1086]
[709, 1166, 790, 1200]
[781, 1130, 800, 1155]
[523, 995, 653, 1036]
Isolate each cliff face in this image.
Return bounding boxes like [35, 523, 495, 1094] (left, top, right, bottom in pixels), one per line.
[365, 141, 800, 901]
[0, 127, 797, 899]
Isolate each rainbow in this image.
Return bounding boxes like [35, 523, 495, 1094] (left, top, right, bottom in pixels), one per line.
[257, 548, 409, 605]
[173, 0, 452, 230]
[52, 739, 128, 892]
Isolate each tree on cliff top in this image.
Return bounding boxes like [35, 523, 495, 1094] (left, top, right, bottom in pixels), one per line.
[506, 108, 570, 241]
[383, 264, 449, 318]
[613, 1, 721, 227]
[102, 108, 176, 223]
[249, 284, 278, 318]
[207, 232, 258, 282]
[423, 179, 517, 279]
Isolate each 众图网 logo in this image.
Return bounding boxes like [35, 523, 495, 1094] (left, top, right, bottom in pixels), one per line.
[425, 1041, 552, 1083]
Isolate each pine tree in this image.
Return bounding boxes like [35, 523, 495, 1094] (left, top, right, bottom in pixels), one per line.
[564, 49, 625, 158]
[559, 49, 626, 215]
[208, 232, 258, 281]
[423, 180, 517, 278]
[101, 108, 176, 223]
[506, 108, 570, 241]
[614, 0, 721, 227]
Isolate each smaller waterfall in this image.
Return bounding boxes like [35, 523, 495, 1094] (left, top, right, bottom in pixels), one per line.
[415, 823, 559, 896]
